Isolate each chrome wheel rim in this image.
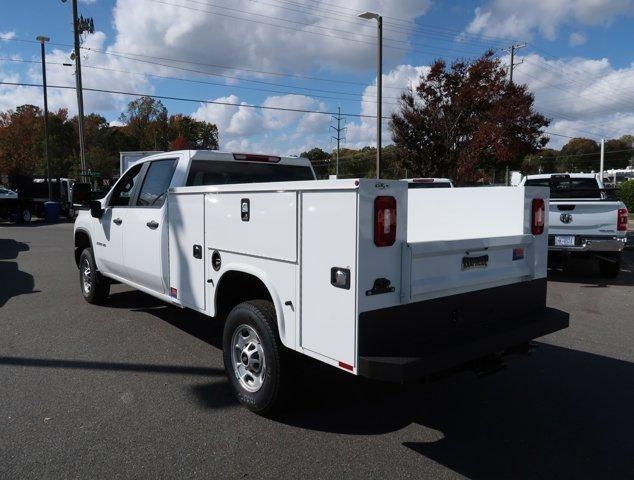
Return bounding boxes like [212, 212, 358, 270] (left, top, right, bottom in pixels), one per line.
[231, 324, 266, 393]
[82, 258, 92, 294]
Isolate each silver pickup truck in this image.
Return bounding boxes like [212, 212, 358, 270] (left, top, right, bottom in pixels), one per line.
[521, 173, 629, 278]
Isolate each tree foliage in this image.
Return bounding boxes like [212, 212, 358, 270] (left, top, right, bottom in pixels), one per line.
[390, 51, 549, 183]
[617, 180, 634, 211]
[0, 97, 218, 186]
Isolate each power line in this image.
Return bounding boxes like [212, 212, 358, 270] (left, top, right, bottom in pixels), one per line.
[0, 80, 391, 119]
[148, 0, 488, 59]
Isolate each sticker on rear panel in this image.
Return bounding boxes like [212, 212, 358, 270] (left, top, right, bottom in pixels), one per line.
[512, 248, 525, 261]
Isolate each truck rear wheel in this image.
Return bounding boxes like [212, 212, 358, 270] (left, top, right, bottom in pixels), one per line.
[16, 207, 31, 223]
[223, 300, 284, 414]
[598, 254, 621, 278]
[79, 247, 110, 304]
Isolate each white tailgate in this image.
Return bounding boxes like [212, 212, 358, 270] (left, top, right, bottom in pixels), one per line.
[300, 191, 357, 367]
[168, 193, 206, 311]
[402, 234, 536, 303]
[549, 201, 620, 236]
[205, 192, 297, 262]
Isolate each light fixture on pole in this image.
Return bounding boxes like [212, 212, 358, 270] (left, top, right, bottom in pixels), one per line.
[36, 35, 52, 201]
[358, 11, 383, 179]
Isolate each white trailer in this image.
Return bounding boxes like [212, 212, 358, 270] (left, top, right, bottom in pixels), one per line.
[74, 150, 568, 413]
[119, 151, 163, 176]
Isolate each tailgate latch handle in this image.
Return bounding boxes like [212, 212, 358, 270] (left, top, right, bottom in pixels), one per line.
[366, 277, 395, 296]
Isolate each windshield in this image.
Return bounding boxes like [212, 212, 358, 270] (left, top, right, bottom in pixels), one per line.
[525, 177, 602, 199]
[186, 160, 315, 186]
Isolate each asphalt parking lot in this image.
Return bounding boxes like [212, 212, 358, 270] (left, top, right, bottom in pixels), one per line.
[1, 222, 633, 479]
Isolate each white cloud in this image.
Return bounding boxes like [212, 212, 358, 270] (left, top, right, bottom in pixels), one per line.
[192, 93, 332, 153]
[509, 53, 634, 146]
[346, 64, 429, 148]
[0, 30, 153, 115]
[466, 0, 634, 40]
[0, 31, 16, 40]
[109, 0, 431, 75]
[569, 31, 587, 46]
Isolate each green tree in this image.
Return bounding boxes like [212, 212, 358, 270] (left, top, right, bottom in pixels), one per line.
[119, 96, 169, 150]
[168, 114, 219, 150]
[390, 51, 549, 184]
[300, 147, 332, 178]
[557, 138, 599, 172]
[604, 139, 631, 170]
[522, 148, 559, 174]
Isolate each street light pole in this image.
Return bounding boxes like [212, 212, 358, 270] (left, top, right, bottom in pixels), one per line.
[37, 36, 52, 201]
[358, 11, 383, 179]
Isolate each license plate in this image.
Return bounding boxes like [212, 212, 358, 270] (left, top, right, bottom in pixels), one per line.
[462, 254, 489, 270]
[554, 235, 575, 246]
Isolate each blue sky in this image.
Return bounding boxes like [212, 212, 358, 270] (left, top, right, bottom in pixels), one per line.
[2, 0, 634, 154]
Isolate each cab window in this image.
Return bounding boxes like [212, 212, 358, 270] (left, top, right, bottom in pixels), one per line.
[136, 159, 178, 208]
[109, 164, 143, 207]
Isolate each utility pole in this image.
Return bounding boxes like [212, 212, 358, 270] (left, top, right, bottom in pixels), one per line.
[330, 107, 346, 177]
[600, 138, 605, 182]
[506, 43, 526, 84]
[505, 42, 525, 185]
[37, 36, 52, 201]
[70, 0, 94, 183]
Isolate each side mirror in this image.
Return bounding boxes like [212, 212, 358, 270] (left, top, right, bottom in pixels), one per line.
[90, 200, 104, 219]
[71, 182, 91, 206]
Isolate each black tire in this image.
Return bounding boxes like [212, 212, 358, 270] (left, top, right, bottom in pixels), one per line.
[598, 254, 621, 278]
[79, 247, 110, 304]
[223, 300, 284, 414]
[16, 207, 31, 223]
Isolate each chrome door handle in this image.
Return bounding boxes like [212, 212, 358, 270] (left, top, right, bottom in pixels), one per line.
[146, 220, 159, 229]
[113, 218, 123, 225]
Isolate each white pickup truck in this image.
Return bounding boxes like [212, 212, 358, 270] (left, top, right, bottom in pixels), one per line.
[74, 150, 568, 413]
[521, 173, 628, 277]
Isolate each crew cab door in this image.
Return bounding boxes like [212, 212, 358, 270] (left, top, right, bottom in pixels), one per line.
[91, 163, 144, 278]
[122, 158, 178, 294]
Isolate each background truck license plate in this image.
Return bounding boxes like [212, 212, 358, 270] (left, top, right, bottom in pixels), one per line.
[554, 235, 575, 247]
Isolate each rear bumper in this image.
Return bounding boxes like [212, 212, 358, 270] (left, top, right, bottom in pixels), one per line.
[357, 279, 569, 382]
[548, 235, 626, 252]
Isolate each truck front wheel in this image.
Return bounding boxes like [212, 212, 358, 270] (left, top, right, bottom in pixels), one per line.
[79, 248, 110, 304]
[598, 253, 621, 278]
[223, 300, 284, 414]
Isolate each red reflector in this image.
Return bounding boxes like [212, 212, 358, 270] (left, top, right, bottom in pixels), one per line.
[232, 153, 281, 163]
[338, 361, 353, 371]
[617, 208, 629, 231]
[374, 196, 397, 247]
[532, 198, 545, 235]
[170, 287, 178, 298]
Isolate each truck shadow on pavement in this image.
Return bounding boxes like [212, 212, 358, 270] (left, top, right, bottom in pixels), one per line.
[0, 239, 36, 307]
[547, 250, 634, 287]
[104, 290, 634, 479]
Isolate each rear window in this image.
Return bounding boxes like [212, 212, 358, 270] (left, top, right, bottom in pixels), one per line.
[407, 182, 451, 189]
[525, 177, 602, 199]
[186, 160, 315, 186]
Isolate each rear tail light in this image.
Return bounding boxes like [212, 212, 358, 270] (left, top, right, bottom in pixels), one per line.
[374, 196, 397, 247]
[532, 198, 545, 235]
[617, 208, 629, 231]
